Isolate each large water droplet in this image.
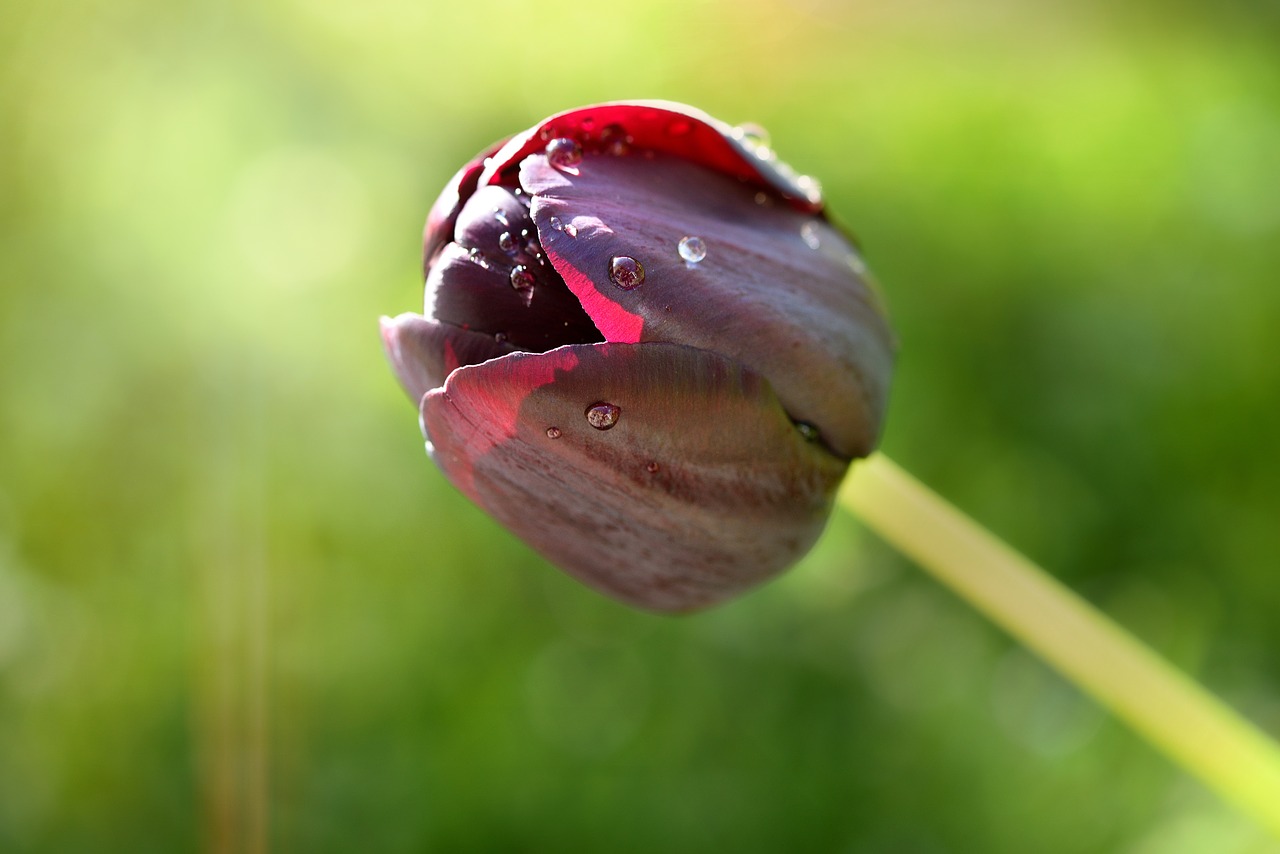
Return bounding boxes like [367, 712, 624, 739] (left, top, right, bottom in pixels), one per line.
[498, 231, 517, 253]
[546, 137, 583, 171]
[801, 222, 821, 250]
[546, 426, 562, 439]
[609, 255, 645, 290]
[677, 236, 707, 264]
[585, 402, 620, 430]
[510, 265, 535, 291]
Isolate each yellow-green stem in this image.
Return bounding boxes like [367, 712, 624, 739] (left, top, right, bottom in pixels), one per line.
[840, 453, 1280, 838]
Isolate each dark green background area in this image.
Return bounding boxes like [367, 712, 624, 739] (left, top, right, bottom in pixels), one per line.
[2, 1, 1278, 851]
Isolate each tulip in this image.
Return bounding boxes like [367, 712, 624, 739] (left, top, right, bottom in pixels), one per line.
[381, 101, 895, 612]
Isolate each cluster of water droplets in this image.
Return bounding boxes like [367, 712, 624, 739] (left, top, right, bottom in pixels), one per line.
[728, 122, 823, 207]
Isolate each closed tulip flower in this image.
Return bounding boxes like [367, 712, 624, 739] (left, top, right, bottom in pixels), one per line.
[381, 101, 895, 612]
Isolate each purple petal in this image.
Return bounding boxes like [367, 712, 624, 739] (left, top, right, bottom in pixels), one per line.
[421, 341, 848, 612]
[520, 152, 894, 459]
[380, 313, 519, 402]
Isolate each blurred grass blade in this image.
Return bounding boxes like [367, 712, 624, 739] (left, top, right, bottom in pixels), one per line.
[840, 454, 1280, 838]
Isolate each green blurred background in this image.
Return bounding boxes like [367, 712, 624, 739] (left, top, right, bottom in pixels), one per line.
[2, 0, 1279, 850]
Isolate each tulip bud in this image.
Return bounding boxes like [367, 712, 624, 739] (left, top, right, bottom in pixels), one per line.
[382, 101, 895, 612]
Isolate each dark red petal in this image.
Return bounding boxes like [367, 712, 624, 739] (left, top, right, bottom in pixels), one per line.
[421, 342, 848, 612]
[422, 139, 508, 274]
[520, 152, 894, 459]
[478, 101, 823, 213]
[380, 313, 518, 403]
[425, 243, 601, 352]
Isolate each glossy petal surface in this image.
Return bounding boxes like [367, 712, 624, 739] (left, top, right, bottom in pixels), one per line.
[421, 342, 847, 612]
[521, 152, 894, 458]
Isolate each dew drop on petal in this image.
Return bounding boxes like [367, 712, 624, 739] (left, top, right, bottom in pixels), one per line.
[801, 222, 821, 250]
[609, 255, 645, 290]
[510, 265, 535, 291]
[468, 247, 492, 269]
[494, 332, 508, 344]
[754, 191, 772, 206]
[600, 123, 630, 155]
[494, 209, 510, 227]
[677, 236, 707, 264]
[645, 461, 660, 473]
[546, 137, 583, 171]
[549, 217, 577, 238]
[734, 122, 771, 149]
[796, 422, 820, 442]
[546, 426, 562, 439]
[585, 402, 620, 430]
[498, 231, 517, 253]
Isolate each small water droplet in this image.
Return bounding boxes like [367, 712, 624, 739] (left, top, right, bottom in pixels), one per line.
[677, 236, 707, 264]
[645, 461, 660, 473]
[548, 217, 577, 238]
[545, 426, 562, 439]
[796, 174, 823, 204]
[801, 222, 821, 250]
[600, 123, 630, 155]
[609, 255, 645, 290]
[545, 137, 583, 170]
[580, 116, 597, 132]
[467, 247, 491, 269]
[498, 231, 517, 253]
[538, 126, 556, 142]
[796, 422, 820, 442]
[494, 332, 508, 344]
[510, 265, 535, 291]
[754, 191, 772, 206]
[734, 122, 771, 149]
[585, 402, 620, 430]
[494, 209, 510, 227]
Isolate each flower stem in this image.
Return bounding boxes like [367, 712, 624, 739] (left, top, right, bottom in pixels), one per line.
[839, 453, 1280, 837]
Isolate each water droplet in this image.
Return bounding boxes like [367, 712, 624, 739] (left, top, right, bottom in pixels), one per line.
[801, 222, 821, 250]
[585, 402, 620, 430]
[609, 255, 645, 290]
[538, 126, 556, 142]
[494, 332, 508, 344]
[667, 119, 692, 137]
[545, 137, 583, 170]
[734, 122, 771, 149]
[549, 217, 577, 238]
[546, 426, 562, 439]
[494, 209, 510, 227]
[796, 422, 820, 442]
[754, 191, 772, 206]
[498, 231, 517, 253]
[580, 116, 597, 132]
[600, 123, 630, 155]
[796, 174, 823, 205]
[645, 461, 660, 473]
[510, 265, 535, 291]
[677, 236, 707, 264]
[467, 247, 491, 269]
